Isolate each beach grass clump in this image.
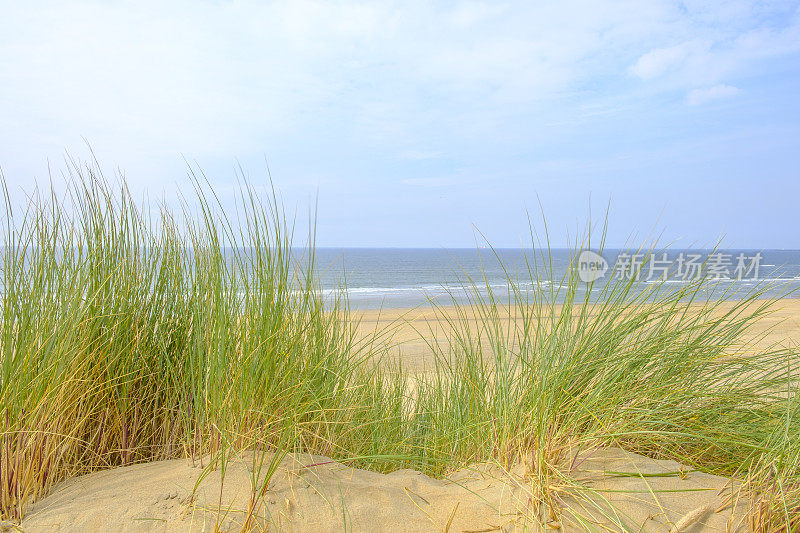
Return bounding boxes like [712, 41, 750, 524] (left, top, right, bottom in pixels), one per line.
[407, 239, 799, 526]
[0, 165, 407, 521]
[745, 379, 800, 531]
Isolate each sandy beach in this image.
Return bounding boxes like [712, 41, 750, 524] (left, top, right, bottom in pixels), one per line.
[16, 298, 800, 532]
[353, 298, 800, 374]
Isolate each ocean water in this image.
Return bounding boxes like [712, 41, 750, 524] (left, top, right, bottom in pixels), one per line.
[311, 248, 800, 309]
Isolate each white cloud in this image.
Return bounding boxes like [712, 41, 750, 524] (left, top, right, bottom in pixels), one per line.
[629, 42, 707, 80]
[686, 84, 741, 105]
[629, 6, 800, 87]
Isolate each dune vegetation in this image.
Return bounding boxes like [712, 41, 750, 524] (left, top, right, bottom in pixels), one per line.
[1, 164, 797, 530]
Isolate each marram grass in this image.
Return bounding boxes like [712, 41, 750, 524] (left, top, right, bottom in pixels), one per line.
[0, 166, 798, 530]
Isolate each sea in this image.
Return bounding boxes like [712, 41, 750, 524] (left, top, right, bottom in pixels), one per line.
[310, 248, 800, 309]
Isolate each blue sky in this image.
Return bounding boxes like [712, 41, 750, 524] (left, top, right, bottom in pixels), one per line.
[1, 1, 799, 248]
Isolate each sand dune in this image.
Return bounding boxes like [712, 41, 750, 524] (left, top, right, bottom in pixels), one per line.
[21, 448, 746, 532]
[17, 298, 799, 532]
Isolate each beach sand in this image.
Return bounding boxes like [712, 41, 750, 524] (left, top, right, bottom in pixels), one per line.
[21, 447, 748, 532]
[18, 298, 800, 532]
[353, 298, 800, 374]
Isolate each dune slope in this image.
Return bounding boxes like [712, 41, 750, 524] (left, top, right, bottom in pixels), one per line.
[20, 448, 746, 532]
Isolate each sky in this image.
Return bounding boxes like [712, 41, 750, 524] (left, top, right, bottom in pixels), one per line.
[1, 1, 799, 248]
